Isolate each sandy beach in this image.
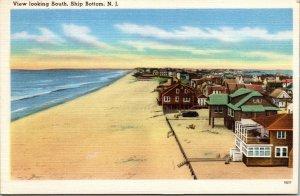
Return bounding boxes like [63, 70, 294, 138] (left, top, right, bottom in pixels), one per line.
[10, 73, 293, 180]
[11, 73, 192, 180]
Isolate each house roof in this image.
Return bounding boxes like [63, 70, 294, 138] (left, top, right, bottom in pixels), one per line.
[227, 83, 245, 93]
[241, 105, 265, 112]
[243, 78, 254, 83]
[206, 94, 228, 105]
[229, 88, 253, 98]
[162, 82, 194, 95]
[197, 94, 207, 98]
[245, 84, 264, 94]
[223, 78, 238, 85]
[227, 103, 240, 110]
[267, 81, 283, 88]
[240, 105, 278, 112]
[263, 107, 280, 111]
[269, 88, 286, 98]
[252, 113, 293, 131]
[235, 91, 263, 108]
[282, 79, 292, 83]
[228, 89, 267, 110]
[208, 85, 226, 91]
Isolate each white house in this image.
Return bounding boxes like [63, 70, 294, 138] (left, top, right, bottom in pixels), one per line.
[269, 88, 292, 108]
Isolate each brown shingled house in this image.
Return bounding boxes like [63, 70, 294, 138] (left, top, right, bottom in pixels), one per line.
[158, 82, 196, 111]
[232, 114, 293, 167]
[225, 88, 279, 130]
[223, 78, 245, 94]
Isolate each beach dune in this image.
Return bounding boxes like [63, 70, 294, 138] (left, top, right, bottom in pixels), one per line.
[11, 73, 192, 179]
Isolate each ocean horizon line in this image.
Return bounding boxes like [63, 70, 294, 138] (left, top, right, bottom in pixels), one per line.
[10, 67, 293, 71]
[11, 68, 134, 71]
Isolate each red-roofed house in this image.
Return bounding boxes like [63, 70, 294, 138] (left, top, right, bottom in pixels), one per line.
[231, 114, 293, 167]
[158, 82, 196, 111]
[244, 84, 264, 94]
[203, 85, 226, 97]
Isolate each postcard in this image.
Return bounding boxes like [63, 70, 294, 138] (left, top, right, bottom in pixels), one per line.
[0, 0, 299, 194]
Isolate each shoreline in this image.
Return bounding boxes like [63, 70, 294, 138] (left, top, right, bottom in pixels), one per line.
[11, 73, 192, 179]
[11, 70, 132, 122]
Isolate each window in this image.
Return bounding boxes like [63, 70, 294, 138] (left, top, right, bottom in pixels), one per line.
[247, 147, 271, 157]
[184, 89, 188, 94]
[275, 146, 288, 158]
[253, 98, 262, 103]
[183, 97, 190, 102]
[214, 106, 223, 113]
[164, 96, 170, 102]
[176, 88, 180, 94]
[277, 131, 286, 139]
[175, 96, 179, 102]
[228, 108, 234, 117]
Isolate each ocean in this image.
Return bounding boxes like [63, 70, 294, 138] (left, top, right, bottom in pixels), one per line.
[11, 69, 129, 121]
[242, 69, 293, 76]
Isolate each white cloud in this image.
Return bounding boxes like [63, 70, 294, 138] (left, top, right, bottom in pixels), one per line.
[62, 24, 111, 49]
[120, 40, 226, 55]
[28, 48, 95, 57]
[115, 23, 292, 42]
[11, 28, 64, 45]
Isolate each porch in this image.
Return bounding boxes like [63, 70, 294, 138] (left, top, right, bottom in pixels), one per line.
[235, 120, 270, 145]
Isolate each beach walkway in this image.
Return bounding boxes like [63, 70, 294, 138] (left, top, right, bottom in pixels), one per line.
[11, 74, 192, 179]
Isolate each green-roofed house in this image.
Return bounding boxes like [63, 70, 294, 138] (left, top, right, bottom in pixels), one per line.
[206, 93, 229, 128]
[225, 88, 279, 130]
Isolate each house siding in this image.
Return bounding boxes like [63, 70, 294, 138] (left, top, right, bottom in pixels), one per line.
[209, 105, 227, 128]
[243, 131, 293, 167]
[161, 84, 195, 111]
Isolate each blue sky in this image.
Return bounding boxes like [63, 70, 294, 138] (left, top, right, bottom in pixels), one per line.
[11, 9, 293, 69]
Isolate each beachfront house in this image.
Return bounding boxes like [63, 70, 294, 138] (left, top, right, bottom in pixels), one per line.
[225, 88, 279, 130]
[269, 88, 292, 109]
[159, 69, 169, 77]
[195, 90, 208, 108]
[206, 94, 228, 128]
[158, 82, 196, 111]
[152, 69, 159, 76]
[231, 114, 293, 167]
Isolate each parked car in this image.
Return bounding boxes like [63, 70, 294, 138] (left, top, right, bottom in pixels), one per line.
[181, 111, 199, 117]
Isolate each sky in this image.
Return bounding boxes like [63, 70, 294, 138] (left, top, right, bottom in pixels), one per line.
[11, 9, 293, 70]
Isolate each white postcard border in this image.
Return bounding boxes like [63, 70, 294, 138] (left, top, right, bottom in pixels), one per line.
[0, 0, 299, 194]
